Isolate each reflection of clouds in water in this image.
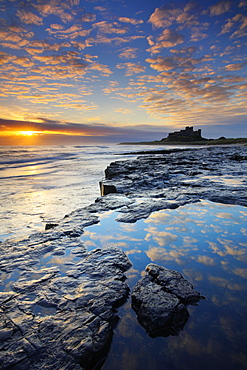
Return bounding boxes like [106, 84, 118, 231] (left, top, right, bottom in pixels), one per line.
[183, 269, 204, 282]
[212, 292, 246, 307]
[144, 226, 177, 246]
[208, 275, 245, 291]
[217, 238, 247, 261]
[241, 228, 247, 236]
[82, 229, 141, 246]
[120, 223, 138, 232]
[84, 240, 97, 247]
[99, 210, 115, 219]
[144, 211, 170, 224]
[166, 225, 190, 232]
[197, 255, 215, 266]
[126, 249, 141, 255]
[240, 210, 247, 217]
[167, 332, 222, 359]
[208, 239, 247, 262]
[146, 246, 186, 263]
[215, 212, 235, 220]
[208, 241, 225, 257]
[209, 224, 226, 234]
[126, 267, 140, 280]
[182, 236, 198, 246]
[99, 241, 129, 249]
[83, 230, 98, 239]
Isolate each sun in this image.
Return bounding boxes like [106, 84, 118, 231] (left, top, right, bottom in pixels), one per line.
[19, 131, 36, 136]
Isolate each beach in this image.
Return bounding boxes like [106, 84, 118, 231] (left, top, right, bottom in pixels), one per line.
[0, 144, 247, 370]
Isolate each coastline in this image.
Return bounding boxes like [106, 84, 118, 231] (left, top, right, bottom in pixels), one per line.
[119, 138, 247, 146]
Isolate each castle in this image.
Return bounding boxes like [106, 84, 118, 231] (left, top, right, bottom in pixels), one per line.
[161, 126, 205, 142]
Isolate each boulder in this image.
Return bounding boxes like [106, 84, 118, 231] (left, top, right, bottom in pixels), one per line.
[131, 263, 205, 337]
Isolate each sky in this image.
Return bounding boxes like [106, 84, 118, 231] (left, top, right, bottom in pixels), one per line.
[0, 0, 247, 145]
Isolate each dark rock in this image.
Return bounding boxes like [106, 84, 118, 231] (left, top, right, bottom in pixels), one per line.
[99, 146, 247, 221]
[99, 181, 117, 196]
[0, 246, 131, 369]
[131, 263, 205, 338]
[45, 223, 58, 230]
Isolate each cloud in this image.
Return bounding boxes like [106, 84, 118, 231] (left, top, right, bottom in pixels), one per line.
[223, 62, 247, 71]
[116, 62, 145, 76]
[89, 62, 113, 76]
[33, 51, 88, 69]
[81, 13, 96, 22]
[46, 24, 91, 39]
[148, 2, 199, 29]
[17, 10, 43, 25]
[33, 1, 74, 22]
[147, 29, 185, 54]
[239, 0, 247, 8]
[148, 5, 182, 28]
[0, 51, 13, 65]
[0, 118, 170, 142]
[170, 46, 197, 55]
[219, 13, 247, 38]
[12, 57, 34, 67]
[190, 27, 208, 42]
[118, 47, 138, 59]
[209, 1, 231, 16]
[145, 55, 210, 72]
[119, 17, 143, 25]
[93, 21, 128, 34]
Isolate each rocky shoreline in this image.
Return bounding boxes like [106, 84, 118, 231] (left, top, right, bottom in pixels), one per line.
[1, 146, 246, 369]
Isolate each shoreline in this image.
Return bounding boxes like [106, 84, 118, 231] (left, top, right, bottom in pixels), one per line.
[119, 138, 247, 146]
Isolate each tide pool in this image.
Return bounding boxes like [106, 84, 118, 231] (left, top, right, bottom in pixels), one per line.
[80, 200, 247, 370]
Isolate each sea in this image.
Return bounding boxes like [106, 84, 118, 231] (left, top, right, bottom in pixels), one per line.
[0, 144, 141, 242]
[0, 144, 247, 370]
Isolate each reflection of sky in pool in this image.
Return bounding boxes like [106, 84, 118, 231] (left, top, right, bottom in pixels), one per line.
[80, 200, 247, 370]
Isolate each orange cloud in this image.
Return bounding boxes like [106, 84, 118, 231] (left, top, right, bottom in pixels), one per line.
[118, 47, 138, 59]
[223, 62, 247, 71]
[17, 10, 43, 25]
[147, 29, 185, 54]
[116, 62, 145, 76]
[209, 1, 231, 16]
[119, 17, 143, 25]
[93, 21, 128, 34]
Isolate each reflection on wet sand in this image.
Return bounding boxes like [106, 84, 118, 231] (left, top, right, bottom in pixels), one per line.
[79, 200, 247, 370]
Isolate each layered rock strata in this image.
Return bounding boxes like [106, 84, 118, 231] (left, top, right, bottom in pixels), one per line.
[101, 146, 247, 221]
[0, 244, 131, 370]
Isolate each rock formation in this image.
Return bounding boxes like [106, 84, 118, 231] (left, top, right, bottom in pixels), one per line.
[0, 243, 131, 370]
[132, 264, 205, 337]
[100, 146, 247, 221]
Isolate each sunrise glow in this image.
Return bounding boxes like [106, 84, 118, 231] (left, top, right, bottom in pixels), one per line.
[19, 131, 37, 136]
[0, 0, 246, 145]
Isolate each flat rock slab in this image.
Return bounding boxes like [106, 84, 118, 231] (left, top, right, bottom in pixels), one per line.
[131, 263, 205, 338]
[0, 246, 131, 370]
[100, 146, 247, 221]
